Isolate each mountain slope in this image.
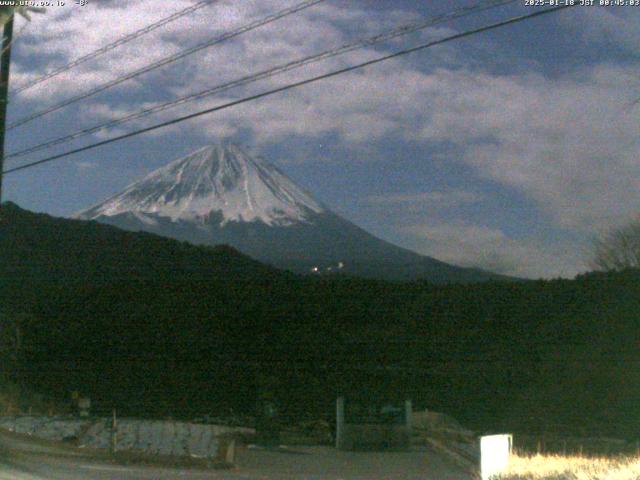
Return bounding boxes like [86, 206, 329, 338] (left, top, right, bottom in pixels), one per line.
[0, 200, 274, 296]
[76, 143, 506, 283]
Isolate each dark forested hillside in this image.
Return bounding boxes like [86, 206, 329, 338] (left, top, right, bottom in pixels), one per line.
[2, 202, 640, 438]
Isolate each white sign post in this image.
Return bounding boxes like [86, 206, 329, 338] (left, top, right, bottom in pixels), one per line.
[480, 434, 512, 480]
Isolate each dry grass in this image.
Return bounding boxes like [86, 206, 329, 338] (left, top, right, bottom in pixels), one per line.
[495, 453, 640, 480]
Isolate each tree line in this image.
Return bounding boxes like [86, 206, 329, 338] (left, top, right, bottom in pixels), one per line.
[2, 202, 640, 438]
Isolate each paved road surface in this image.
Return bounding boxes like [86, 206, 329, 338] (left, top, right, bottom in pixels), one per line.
[0, 430, 473, 479]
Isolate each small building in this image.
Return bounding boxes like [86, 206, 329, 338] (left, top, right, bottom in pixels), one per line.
[335, 395, 412, 451]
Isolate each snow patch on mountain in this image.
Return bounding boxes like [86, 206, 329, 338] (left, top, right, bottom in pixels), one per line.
[77, 144, 324, 226]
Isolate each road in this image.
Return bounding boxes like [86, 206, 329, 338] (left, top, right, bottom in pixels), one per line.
[0, 429, 473, 479]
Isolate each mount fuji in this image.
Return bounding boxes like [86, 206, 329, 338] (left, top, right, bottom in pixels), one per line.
[76, 144, 503, 283]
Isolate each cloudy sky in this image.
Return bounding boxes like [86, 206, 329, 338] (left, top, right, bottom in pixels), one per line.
[3, 0, 640, 279]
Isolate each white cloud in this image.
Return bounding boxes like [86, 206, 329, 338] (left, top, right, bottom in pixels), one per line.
[363, 189, 585, 279]
[10, 0, 459, 131]
[13, 0, 194, 98]
[559, 6, 640, 54]
[366, 190, 481, 207]
[410, 65, 640, 232]
[76, 161, 96, 170]
[403, 221, 584, 279]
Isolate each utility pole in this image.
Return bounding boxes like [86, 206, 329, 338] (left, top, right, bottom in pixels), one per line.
[0, 12, 14, 207]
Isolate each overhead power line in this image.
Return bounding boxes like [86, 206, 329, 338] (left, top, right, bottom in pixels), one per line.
[11, 0, 218, 95]
[3, 5, 574, 176]
[6, 0, 325, 131]
[5, 0, 518, 161]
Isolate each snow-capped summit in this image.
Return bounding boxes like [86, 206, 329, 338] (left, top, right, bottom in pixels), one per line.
[77, 144, 324, 227]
